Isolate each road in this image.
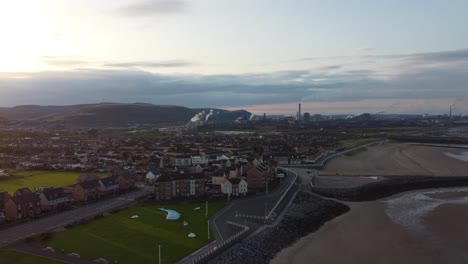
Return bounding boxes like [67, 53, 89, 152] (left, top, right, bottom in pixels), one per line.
[212, 171, 297, 241]
[178, 171, 299, 264]
[0, 188, 151, 248]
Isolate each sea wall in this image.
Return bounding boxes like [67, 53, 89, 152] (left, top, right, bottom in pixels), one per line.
[311, 176, 468, 201]
[210, 192, 349, 264]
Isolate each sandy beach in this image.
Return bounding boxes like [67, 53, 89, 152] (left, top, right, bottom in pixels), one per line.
[272, 187, 468, 264]
[321, 143, 468, 176]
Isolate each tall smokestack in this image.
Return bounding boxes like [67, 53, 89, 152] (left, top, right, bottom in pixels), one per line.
[299, 103, 302, 122]
[450, 105, 452, 119]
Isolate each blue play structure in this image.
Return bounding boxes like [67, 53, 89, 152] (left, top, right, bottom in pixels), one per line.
[158, 208, 181, 220]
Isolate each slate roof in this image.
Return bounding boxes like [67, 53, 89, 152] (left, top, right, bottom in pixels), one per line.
[78, 179, 100, 189]
[11, 192, 40, 205]
[156, 172, 204, 182]
[77, 174, 100, 183]
[42, 188, 67, 201]
[100, 176, 119, 187]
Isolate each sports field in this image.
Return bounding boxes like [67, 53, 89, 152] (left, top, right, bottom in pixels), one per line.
[36, 201, 226, 264]
[0, 171, 107, 195]
[0, 249, 66, 264]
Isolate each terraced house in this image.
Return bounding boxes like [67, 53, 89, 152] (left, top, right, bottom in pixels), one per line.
[39, 187, 70, 211]
[98, 176, 120, 195]
[246, 160, 275, 191]
[4, 189, 41, 221]
[154, 172, 206, 200]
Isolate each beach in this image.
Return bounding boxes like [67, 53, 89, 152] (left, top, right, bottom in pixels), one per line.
[273, 142, 468, 264]
[321, 142, 468, 176]
[272, 187, 468, 264]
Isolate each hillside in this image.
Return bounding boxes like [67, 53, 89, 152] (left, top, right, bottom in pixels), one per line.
[0, 103, 251, 127]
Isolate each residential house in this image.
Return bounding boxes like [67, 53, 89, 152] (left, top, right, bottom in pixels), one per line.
[39, 188, 69, 211]
[98, 176, 120, 195]
[145, 168, 161, 184]
[246, 160, 274, 191]
[220, 178, 248, 197]
[14, 188, 33, 197]
[115, 171, 136, 190]
[4, 191, 41, 221]
[0, 192, 11, 221]
[175, 155, 192, 167]
[72, 180, 100, 202]
[154, 172, 206, 200]
[77, 174, 100, 183]
[191, 156, 209, 166]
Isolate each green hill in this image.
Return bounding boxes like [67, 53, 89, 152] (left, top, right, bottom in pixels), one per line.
[0, 103, 250, 127]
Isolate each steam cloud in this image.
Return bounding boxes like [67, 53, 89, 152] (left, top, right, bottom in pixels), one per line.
[205, 109, 214, 121]
[190, 111, 206, 122]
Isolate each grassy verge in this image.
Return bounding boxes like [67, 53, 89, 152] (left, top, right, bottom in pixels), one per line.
[0, 249, 66, 264]
[339, 138, 379, 149]
[31, 201, 226, 264]
[0, 171, 107, 195]
[344, 147, 368, 157]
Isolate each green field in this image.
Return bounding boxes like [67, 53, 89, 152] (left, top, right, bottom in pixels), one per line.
[0, 250, 66, 264]
[34, 202, 226, 264]
[339, 138, 380, 149]
[0, 171, 107, 195]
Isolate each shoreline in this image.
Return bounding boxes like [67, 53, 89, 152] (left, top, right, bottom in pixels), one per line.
[209, 192, 350, 264]
[273, 184, 468, 264]
[213, 175, 468, 264]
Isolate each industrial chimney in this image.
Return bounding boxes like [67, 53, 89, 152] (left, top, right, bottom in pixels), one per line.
[298, 103, 302, 122]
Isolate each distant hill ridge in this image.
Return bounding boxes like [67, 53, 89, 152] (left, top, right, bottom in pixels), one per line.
[0, 103, 251, 127]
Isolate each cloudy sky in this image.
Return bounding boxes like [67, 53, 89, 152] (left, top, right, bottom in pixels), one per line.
[1, 0, 468, 115]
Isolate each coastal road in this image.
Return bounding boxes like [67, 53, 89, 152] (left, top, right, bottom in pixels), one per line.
[0, 188, 151, 248]
[178, 172, 299, 264]
[212, 171, 296, 241]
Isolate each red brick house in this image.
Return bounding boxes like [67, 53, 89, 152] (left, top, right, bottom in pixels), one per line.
[246, 160, 274, 191]
[14, 188, 33, 196]
[0, 192, 11, 222]
[109, 169, 135, 190]
[98, 176, 120, 195]
[4, 191, 41, 221]
[72, 180, 100, 202]
[154, 172, 206, 200]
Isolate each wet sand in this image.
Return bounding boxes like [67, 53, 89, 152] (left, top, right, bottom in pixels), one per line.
[272, 202, 444, 264]
[422, 203, 468, 259]
[272, 188, 468, 264]
[321, 143, 468, 176]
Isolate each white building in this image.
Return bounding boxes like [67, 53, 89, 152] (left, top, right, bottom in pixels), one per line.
[191, 156, 209, 166]
[220, 178, 248, 197]
[146, 169, 161, 184]
[175, 156, 192, 167]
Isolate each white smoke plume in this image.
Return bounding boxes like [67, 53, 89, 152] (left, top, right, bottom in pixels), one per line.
[205, 109, 214, 121]
[190, 111, 206, 122]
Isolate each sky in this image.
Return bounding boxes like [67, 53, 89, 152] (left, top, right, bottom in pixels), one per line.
[0, 0, 468, 115]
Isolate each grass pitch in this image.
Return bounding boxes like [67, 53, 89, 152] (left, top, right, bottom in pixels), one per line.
[36, 201, 226, 264]
[0, 171, 107, 195]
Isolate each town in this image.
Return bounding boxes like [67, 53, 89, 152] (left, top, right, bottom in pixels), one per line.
[0, 125, 346, 223]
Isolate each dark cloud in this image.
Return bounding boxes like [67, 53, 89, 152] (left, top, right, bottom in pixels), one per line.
[104, 60, 193, 68]
[0, 49, 466, 113]
[117, 0, 187, 17]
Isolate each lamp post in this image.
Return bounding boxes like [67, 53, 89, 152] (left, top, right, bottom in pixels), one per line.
[158, 244, 161, 264]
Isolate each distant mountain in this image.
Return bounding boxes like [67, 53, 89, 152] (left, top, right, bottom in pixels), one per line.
[0, 103, 251, 127]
